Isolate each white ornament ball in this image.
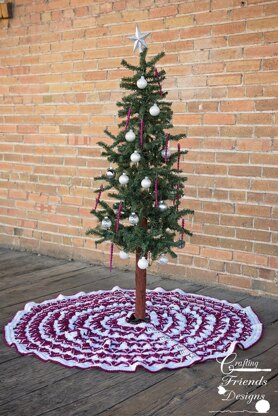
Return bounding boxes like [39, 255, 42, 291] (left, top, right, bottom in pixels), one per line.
[125, 129, 135, 142]
[177, 239, 185, 249]
[141, 176, 151, 189]
[106, 168, 115, 179]
[119, 172, 129, 185]
[129, 212, 139, 226]
[138, 256, 149, 270]
[149, 103, 160, 116]
[137, 76, 147, 89]
[161, 148, 172, 159]
[158, 254, 169, 265]
[101, 216, 112, 230]
[119, 250, 129, 260]
[130, 150, 141, 163]
[158, 200, 168, 212]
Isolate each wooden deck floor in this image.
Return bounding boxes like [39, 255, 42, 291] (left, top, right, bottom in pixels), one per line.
[0, 247, 277, 416]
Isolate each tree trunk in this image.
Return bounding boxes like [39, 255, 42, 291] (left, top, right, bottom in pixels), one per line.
[135, 217, 147, 320]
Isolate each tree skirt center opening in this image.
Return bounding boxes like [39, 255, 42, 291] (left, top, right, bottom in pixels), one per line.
[4, 287, 262, 372]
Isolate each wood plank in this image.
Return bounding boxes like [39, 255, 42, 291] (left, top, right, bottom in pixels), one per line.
[0, 364, 173, 416]
[0, 247, 10, 255]
[0, 258, 69, 289]
[0, 260, 90, 292]
[0, 251, 29, 265]
[148, 276, 205, 293]
[0, 264, 93, 309]
[196, 285, 249, 302]
[0, 253, 66, 277]
[0, 355, 80, 405]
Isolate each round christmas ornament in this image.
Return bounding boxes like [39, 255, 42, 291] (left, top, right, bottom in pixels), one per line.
[177, 239, 185, 249]
[138, 256, 149, 270]
[149, 103, 160, 116]
[158, 200, 168, 212]
[130, 150, 141, 163]
[119, 172, 129, 185]
[141, 176, 151, 189]
[125, 129, 136, 142]
[129, 212, 139, 226]
[137, 76, 147, 89]
[158, 254, 169, 265]
[106, 167, 115, 179]
[101, 216, 112, 230]
[119, 250, 129, 260]
[161, 148, 171, 159]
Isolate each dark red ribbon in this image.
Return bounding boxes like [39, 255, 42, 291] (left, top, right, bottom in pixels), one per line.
[125, 107, 132, 132]
[177, 143, 181, 170]
[94, 184, 103, 210]
[115, 202, 122, 234]
[181, 218, 185, 240]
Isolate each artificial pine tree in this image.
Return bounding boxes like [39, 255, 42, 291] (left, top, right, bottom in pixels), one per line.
[86, 28, 194, 323]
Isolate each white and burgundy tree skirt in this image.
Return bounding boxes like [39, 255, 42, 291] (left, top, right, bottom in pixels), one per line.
[4, 287, 262, 372]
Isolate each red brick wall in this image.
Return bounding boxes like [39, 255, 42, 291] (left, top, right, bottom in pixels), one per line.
[0, 0, 277, 296]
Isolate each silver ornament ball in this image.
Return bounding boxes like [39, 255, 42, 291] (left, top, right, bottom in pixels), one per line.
[158, 200, 168, 212]
[161, 148, 172, 159]
[130, 150, 141, 163]
[177, 239, 185, 249]
[158, 254, 169, 265]
[137, 76, 147, 89]
[137, 256, 149, 270]
[119, 172, 129, 185]
[141, 176, 151, 189]
[101, 216, 112, 230]
[119, 250, 129, 260]
[149, 103, 160, 116]
[125, 129, 135, 142]
[129, 212, 139, 226]
[106, 168, 115, 179]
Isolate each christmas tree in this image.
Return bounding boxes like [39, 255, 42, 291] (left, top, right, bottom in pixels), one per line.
[86, 26, 194, 323]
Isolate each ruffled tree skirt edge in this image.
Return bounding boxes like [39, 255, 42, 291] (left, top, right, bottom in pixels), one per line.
[4, 286, 263, 372]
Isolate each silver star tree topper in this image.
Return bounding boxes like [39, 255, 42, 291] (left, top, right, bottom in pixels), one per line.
[128, 25, 150, 53]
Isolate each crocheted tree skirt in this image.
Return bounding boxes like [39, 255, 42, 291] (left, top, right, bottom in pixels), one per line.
[4, 286, 263, 372]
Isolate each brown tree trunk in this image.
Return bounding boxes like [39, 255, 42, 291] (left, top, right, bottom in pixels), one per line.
[135, 217, 147, 320]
